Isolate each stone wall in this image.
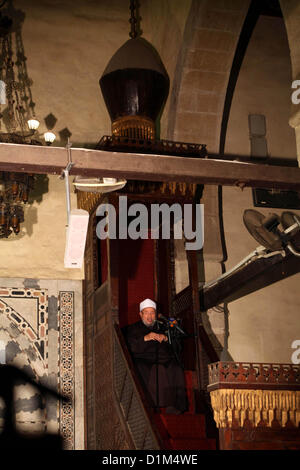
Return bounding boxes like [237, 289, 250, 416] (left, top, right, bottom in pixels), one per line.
[0, 0, 192, 281]
[224, 14, 300, 363]
[171, 6, 300, 363]
[0, 175, 81, 280]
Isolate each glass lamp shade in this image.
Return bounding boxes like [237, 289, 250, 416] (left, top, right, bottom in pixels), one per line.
[27, 118, 40, 130]
[102, 177, 117, 184]
[44, 131, 56, 144]
[73, 176, 126, 193]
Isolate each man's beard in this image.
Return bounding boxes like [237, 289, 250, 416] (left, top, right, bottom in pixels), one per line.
[142, 319, 156, 328]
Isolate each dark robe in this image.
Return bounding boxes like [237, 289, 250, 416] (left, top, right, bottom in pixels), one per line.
[125, 320, 187, 412]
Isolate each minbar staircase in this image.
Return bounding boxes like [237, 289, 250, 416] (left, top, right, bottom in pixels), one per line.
[114, 325, 218, 450]
[153, 371, 217, 450]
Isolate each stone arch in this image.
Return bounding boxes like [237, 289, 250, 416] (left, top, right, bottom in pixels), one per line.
[166, 0, 252, 272]
[165, 0, 251, 358]
[167, 0, 251, 152]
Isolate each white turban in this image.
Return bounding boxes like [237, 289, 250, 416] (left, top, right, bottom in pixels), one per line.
[139, 298, 156, 312]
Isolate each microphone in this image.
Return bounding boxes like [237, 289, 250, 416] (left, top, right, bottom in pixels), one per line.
[153, 319, 164, 331]
[158, 313, 170, 323]
[158, 314, 187, 336]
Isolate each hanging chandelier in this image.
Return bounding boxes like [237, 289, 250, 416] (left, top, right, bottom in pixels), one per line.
[0, 1, 55, 238]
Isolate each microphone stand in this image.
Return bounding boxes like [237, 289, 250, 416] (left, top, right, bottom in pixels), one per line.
[158, 314, 188, 370]
[154, 319, 159, 411]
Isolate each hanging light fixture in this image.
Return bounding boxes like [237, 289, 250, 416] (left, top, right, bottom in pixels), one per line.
[96, 0, 207, 160]
[75, 0, 206, 196]
[73, 177, 126, 193]
[0, 1, 55, 238]
[74, 0, 169, 194]
[99, 0, 169, 142]
[44, 131, 56, 145]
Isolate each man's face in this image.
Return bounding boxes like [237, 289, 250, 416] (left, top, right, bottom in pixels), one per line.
[139, 307, 156, 327]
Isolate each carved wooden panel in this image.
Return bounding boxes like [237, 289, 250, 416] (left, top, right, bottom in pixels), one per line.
[94, 322, 130, 450]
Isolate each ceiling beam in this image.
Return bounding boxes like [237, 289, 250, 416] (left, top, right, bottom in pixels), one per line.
[0, 142, 299, 189]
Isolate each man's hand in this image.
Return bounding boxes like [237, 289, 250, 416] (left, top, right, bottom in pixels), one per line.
[144, 332, 168, 343]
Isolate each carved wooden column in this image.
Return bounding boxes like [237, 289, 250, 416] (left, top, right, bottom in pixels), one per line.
[208, 361, 300, 450]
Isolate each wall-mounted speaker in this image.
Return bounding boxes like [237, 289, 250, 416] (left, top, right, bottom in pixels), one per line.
[64, 209, 89, 269]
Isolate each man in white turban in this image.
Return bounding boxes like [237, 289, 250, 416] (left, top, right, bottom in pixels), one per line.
[126, 298, 187, 414]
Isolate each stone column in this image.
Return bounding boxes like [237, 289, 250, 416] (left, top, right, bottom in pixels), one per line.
[201, 185, 227, 358]
[166, 0, 251, 358]
[289, 107, 300, 167]
[280, 0, 300, 166]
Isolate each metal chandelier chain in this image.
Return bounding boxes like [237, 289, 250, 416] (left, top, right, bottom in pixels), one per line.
[129, 0, 141, 39]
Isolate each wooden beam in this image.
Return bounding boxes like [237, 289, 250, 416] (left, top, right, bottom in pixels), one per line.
[200, 251, 300, 310]
[0, 142, 299, 189]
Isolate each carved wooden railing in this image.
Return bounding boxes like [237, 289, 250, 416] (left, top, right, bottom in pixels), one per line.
[208, 362, 300, 391]
[207, 362, 300, 430]
[113, 324, 163, 450]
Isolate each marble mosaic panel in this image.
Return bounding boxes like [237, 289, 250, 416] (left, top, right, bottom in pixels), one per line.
[0, 283, 78, 448]
[58, 291, 75, 450]
[0, 287, 48, 368]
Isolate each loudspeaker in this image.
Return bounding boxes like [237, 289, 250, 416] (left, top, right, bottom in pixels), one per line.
[64, 209, 89, 269]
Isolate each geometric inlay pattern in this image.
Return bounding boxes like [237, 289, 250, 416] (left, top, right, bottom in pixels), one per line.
[58, 291, 74, 450]
[0, 287, 48, 367]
